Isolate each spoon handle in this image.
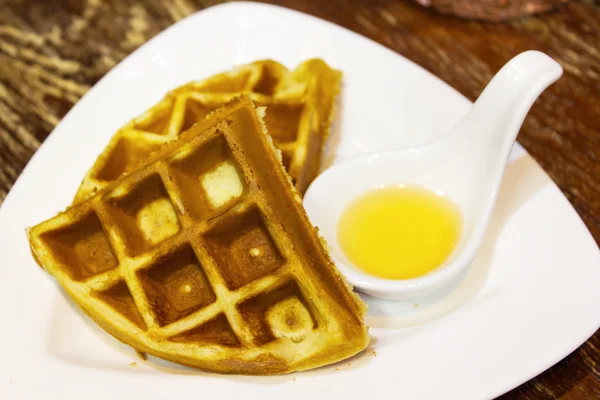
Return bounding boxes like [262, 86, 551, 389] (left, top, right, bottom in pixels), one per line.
[449, 51, 562, 156]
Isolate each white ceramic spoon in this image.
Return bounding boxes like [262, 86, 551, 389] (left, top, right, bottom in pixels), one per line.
[304, 50, 563, 300]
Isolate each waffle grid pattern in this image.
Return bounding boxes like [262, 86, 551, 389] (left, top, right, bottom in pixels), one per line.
[43, 129, 325, 344]
[29, 99, 367, 373]
[74, 59, 340, 203]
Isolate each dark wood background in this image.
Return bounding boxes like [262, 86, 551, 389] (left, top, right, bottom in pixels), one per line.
[0, 0, 598, 398]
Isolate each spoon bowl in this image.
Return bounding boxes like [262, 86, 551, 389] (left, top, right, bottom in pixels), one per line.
[304, 51, 563, 300]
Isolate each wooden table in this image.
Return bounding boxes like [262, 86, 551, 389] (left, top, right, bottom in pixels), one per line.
[1, 0, 598, 398]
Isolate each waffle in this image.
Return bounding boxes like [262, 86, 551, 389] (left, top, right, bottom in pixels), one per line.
[73, 59, 341, 204]
[28, 96, 368, 374]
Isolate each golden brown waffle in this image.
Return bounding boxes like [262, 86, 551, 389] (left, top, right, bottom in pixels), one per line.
[28, 96, 368, 374]
[74, 59, 341, 203]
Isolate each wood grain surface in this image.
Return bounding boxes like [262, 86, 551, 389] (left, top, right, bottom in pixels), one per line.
[0, 0, 598, 398]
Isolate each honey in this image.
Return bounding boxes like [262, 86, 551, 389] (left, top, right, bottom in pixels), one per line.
[337, 185, 462, 280]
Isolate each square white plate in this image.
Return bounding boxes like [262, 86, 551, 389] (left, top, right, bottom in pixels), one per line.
[1, 3, 599, 399]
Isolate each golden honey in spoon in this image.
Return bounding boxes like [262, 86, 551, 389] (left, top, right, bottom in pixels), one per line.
[337, 185, 462, 280]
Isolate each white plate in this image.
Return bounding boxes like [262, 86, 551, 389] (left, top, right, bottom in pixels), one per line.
[1, 3, 599, 399]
